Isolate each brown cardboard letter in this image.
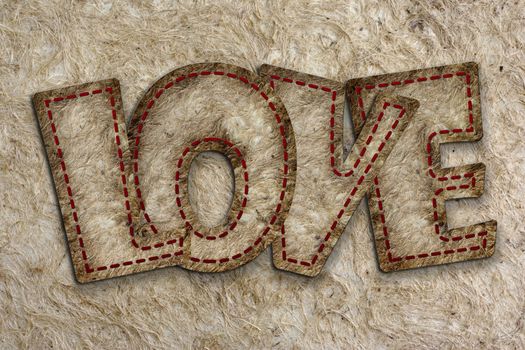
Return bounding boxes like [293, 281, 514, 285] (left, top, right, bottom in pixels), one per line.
[346, 62, 497, 272]
[34, 63, 297, 282]
[260, 65, 419, 276]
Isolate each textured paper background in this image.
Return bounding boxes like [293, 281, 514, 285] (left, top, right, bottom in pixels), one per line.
[1, 1, 524, 348]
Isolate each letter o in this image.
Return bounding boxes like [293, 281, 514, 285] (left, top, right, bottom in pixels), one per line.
[128, 63, 296, 271]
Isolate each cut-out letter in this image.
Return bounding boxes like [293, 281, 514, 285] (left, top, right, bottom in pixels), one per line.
[34, 63, 296, 282]
[346, 62, 497, 272]
[260, 65, 419, 276]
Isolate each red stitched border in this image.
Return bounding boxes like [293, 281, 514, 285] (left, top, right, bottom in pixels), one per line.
[374, 177, 487, 262]
[46, 89, 185, 274]
[132, 70, 290, 264]
[44, 97, 91, 271]
[354, 71, 486, 263]
[106, 87, 182, 253]
[46, 69, 483, 273]
[174, 138, 249, 240]
[45, 70, 291, 273]
[271, 70, 484, 267]
[271, 73, 411, 267]
[284, 101, 406, 267]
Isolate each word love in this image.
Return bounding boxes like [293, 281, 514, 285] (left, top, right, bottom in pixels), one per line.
[33, 62, 496, 282]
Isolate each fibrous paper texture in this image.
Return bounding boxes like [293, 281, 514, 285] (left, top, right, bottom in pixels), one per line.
[3, 1, 522, 348]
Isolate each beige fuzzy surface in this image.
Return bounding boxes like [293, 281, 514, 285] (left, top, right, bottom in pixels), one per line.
[1, 0, 524, 349]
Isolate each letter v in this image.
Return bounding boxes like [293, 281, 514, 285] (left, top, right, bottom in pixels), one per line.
[260, 65, 419, 276]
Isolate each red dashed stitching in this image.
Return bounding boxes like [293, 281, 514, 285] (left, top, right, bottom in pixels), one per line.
[354, 71, 486, 263]
[46, 88, 185, 273]
[46, 71, 290, 272]
[272, 72, 409, 267]
[375, 177, 487, 262]
[174, 138, 249, 240]
[106, 86, 183, 253]
[431, 176, 476, 240]
[133, 71, 289, 264]
[44, 103, 93, 272]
